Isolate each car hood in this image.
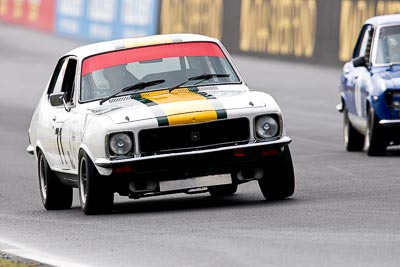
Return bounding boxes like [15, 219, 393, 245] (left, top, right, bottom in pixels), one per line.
[89, 85, 270, 124]
[379, 67, 400, 88]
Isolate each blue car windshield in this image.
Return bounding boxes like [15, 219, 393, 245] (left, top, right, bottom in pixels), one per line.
[376, 25, 400, 64]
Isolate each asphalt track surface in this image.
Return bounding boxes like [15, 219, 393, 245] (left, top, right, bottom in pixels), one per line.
[0, 23, 399, 267]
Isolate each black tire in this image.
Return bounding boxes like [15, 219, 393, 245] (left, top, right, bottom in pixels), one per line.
[343, 109, 364, 151]
[37, 150, 73, 210]
[209, 183, 238, 197]
[258, 145, 295, 200]
[78, 151, 114, 215]
[366, 108, 387, 156]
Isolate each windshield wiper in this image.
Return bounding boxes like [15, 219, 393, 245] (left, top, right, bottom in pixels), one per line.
[99, 79, 165, 105]
[168, 73, 230, 92]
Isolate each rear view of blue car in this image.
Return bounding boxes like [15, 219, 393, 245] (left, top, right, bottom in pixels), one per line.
[338, 14, 400, 156]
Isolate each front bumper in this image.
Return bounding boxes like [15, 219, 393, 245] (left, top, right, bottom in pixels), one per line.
[96, 136, 291, 197]
[95, 136, 291, 169]
[379, 119, 400, 144]
[96, 136, 291, 183]
[379, 119, 400, 128]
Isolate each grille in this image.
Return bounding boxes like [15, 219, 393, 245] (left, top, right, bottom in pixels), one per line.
[139, 118, 250, 155]
[109, 96, 132, 103]
[385, 90, 400, 109]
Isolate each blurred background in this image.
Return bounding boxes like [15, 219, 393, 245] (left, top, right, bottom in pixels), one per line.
[2, 0, 400, 66]
[1, 1, 400, 266]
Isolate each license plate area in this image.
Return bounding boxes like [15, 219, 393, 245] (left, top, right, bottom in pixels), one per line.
[159, 174, 232, 192]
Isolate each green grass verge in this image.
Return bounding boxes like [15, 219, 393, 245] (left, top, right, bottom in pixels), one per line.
[0, 257, 38, 267]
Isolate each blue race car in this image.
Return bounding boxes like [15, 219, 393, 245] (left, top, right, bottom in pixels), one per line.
[338, 14, 400, 156]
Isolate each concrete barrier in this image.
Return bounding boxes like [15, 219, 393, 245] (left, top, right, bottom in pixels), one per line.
[0, 0, 55, 31]
[158, 0, 400, 65]
[55, 0, 160, 41]
[2, 0, 400, 65]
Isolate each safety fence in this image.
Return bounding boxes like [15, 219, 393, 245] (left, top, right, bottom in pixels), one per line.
[1, 0, 400, 65]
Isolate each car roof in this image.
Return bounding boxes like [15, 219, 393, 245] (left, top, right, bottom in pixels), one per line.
[365, 14, 400, 27]
[66, 33, 220, 60]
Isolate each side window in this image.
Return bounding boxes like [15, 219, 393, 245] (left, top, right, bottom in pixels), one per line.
[48, 58, 68, 95]
[353, 25, 373, 58]
[48, 57, 77, 104]
[63, 59, 77, 104]
[359, 26, 373, 63]
[353, 25, 374, 63]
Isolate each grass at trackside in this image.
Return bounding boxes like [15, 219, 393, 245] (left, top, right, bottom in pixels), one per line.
[0, 258, 37, 267]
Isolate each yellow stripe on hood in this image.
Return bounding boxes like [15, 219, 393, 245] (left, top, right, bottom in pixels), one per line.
[141, 89, 218, 125]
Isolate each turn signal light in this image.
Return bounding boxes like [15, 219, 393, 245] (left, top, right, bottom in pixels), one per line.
[114, 165, 133, 174]
[261, 149, 279, 156]
[234, 148, 245, 157]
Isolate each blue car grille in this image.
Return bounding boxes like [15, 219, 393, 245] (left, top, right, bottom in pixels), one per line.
[385, 90, 400, 109]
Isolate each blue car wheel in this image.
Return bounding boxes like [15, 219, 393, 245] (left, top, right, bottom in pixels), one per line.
[343, 108, 365, 151]
[366, 107, 387, 156]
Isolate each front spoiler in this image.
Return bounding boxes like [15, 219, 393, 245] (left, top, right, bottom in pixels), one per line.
[95, 136, 291, 168]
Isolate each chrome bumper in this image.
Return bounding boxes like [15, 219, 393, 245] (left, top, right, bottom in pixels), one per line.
[95, 136, 291, 168]
[26, 145, 34, 155]
[379, 119, 400, 127]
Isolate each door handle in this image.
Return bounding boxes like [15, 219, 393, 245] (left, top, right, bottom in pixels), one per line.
[52, 116, 56, 121]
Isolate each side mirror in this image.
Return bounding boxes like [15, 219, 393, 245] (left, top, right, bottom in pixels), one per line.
[49, 92, 65, 106]
[352, 56, 367, 68]
[49, 92, 72, 112]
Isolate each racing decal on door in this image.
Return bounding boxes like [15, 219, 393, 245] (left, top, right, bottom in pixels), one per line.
[354, 82, 362, 117]
[55, 127, 67, 165]
[55, 126, 76, 169]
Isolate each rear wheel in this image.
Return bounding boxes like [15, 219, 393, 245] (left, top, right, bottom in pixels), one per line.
[209, 183, 237, 197]
[258, 146, 295, 200]
[78, 151, 114, 215]
[366, 108, 387, 156]
[37, 150, 72, 210]
[343, 109, 364, 151]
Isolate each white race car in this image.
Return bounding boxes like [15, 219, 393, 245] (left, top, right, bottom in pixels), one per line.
[27, 34, 295, 215]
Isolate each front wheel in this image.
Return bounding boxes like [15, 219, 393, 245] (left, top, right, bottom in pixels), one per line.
[366, 108, 387, 156]
[78, 151, 114, 215]
[258, 146, 295, 200]
[37, 150, 72, 210]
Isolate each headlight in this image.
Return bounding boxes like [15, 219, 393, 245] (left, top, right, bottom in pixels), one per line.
[109, 133, 133, 155]
[255, 115, 279, 139]
[386, 91, 400, 109]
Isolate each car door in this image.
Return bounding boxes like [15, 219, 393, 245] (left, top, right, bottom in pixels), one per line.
[343, 24, 374, 130]
[46, 57, 78, 171]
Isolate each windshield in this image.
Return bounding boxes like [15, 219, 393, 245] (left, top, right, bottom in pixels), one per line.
[376, 25, 400, 64]
[80, 42, 240, 102]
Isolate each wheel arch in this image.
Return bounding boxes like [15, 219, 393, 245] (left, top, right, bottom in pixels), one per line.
[78, 145, 112, 176]
[35, 141, 54, 170]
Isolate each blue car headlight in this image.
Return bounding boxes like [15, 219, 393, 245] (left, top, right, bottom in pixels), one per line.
[385, 90, 400, 109]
